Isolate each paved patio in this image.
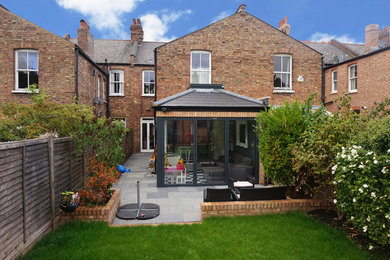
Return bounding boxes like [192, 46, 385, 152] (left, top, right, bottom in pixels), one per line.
[112, 153, 223, 225]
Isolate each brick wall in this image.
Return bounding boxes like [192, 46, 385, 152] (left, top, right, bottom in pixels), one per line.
[201, 198, 333, 219]
[155, 11, 322, 106]
[324, 49, 390, 112]
[0, 7, 76, 105]
[108, 65, 155, 153]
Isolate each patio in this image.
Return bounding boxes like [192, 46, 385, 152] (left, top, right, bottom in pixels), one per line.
[112, 153, 223, 225]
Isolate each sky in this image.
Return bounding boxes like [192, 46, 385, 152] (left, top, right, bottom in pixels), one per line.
[1, 0, 390, 44]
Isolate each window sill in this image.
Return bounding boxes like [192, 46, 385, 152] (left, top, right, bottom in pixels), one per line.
[142, 94, 155, 97]
[12, 89, 39, 94]
[109, 94, 124, 97]
[330, 91, 338, 95]
[273, 89, 295, 94]
[348, 90, 358, 94]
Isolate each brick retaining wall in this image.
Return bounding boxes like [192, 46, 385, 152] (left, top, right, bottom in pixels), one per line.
[201, 198, 333, 219]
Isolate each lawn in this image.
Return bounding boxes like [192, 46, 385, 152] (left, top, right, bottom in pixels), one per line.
[21, 212, 381, 260]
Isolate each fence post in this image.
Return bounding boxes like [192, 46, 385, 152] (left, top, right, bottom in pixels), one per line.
[48, 136, 55, 230]
[22, 145, 27, 243]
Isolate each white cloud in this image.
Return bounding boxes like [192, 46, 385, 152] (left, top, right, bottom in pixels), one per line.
[309, 32, 362, 44]
[211, 10, 231, 23]
[140, 9, 192, 42]
[56, 0, 143, 39]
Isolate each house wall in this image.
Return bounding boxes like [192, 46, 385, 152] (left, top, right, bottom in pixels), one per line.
[155, 11, 322, 106]
[107, 64, 155, 153]
[0, 7, 76, 105]
[324, 49, 390, 112]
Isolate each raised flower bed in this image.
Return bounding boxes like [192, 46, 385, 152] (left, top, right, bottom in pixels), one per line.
[60, 189, 121, 225]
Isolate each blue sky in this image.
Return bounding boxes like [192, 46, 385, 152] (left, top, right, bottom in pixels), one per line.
[1, 0, 390, 43]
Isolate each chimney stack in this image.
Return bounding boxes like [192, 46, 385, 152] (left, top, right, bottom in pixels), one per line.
[130, 18, 144, 44]
[365, 24, 379, 53]
[236, 4, 246, 14]
[278, 17, 290, 35]
[77, 19, 94, 57]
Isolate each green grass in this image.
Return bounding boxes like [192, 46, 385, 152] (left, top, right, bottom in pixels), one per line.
[22, 212, 382, 260]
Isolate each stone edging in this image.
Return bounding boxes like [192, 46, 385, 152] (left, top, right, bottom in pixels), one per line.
[60, 189, 121, 225]
[201, 198, 333, 219]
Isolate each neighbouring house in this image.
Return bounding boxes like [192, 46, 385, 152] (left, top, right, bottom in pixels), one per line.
[153, 5, 323, 186]
[69, 19, 164, 153]
[0, 5, 108, 117]
[305, 24, 390, 112]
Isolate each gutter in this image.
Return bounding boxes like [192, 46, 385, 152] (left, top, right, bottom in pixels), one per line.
[75, 47, 79, 103]
[105, 59, 110, 118]
[321, 56, 325, 105]
[74, 45, 108, 76]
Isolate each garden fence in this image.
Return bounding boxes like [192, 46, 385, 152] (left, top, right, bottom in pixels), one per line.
[0, 136, 84, 260]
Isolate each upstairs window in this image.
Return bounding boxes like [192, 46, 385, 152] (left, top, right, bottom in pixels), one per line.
[109, 70, 124, 96]
[332, 70, 337, 93]
[142, 70, 155, 96]
[273, 54, 292, 90]
[15, 50, 38, 91]
[349, 65, 357, 92]
[191, 51, 211, 84]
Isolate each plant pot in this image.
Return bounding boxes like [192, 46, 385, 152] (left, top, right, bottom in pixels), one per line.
[59, 203, 78, 212]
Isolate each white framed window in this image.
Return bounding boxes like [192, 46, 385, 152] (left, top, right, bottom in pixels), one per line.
[348, 65, 357, 93]
[331, 70, 337, 93]
[14, 50, 38, 91]
[273, 54, 292, 90]
[97, 76, 101, 98]
[142, 70, 155, 96]
[111, 117, 126, 128]
[236, 120, 248, 148]
[109, 70, 124, 96]
[190, 51, 211, 84]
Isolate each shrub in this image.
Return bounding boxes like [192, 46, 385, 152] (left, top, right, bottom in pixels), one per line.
[79, 158, 121, 205]
[291, 104, 364, 196]
[255, 95, 323, 186]
[333, 145, 390, 247]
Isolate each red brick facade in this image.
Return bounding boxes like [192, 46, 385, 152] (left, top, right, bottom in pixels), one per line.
[0, 7, 107, 116]
[155, 10, 322, 106]
[324, 48, 390, 112]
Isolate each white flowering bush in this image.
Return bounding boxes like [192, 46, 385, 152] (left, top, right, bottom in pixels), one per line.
[333, 145, 390, 246]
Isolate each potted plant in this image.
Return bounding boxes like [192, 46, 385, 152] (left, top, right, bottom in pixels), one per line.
[60, 191, 80, 212]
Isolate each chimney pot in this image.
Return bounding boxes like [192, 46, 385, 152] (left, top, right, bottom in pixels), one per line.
[132, 18, 136, 25]
[137, 18, 141, 24]
[236, 4, 246, 14]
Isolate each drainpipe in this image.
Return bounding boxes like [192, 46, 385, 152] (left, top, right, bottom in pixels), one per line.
[153, 48, 157, 149]
[75, 47, 79, 104]
[105, 59, 110, 118]
[321, 56, 325, 105]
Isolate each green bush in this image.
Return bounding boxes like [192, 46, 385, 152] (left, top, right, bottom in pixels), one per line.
[255, 96, 323, 186]
[291, 106, 363, 196]
[333, 145, 390, 247]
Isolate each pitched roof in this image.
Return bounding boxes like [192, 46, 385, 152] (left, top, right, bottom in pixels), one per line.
[154, 85, 268, 110]
[303, 41, 365, 65]
[69, 38, 165, 65]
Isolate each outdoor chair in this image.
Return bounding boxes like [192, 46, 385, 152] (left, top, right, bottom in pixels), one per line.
[232, 186, 287, 201]
[203, 188, 235, 202]
[228, 167, 255, 191]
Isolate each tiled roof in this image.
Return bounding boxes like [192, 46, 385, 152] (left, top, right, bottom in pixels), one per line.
[154, 85, 267, 109]
[69, 38, 165, 65]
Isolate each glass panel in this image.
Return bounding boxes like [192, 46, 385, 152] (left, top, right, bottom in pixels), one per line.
[164, 120, 194, 185]
[197, 120, 225, 184]
[28, 52, 38, 70]
[18, 52, 27, 69]
[18, 71, 28, 89]
[274, 56, 281, 71]
[191, 71, 200, 84]
[144, 71, 150, 83]
[149, 123, 155, 149]
[29, 71, 38, 86]
[273, 73, 282, 88]
[282, 74, 290, 88]
[150, 83, 155, 94]
[144, 83, 150, 94]
[150, 71, 155, 83]
[282, 56, 290, 72]
[199, 71, 210, 84]
[114, 83, 120, 93]
[333, 71, 337, 81]
[201, 53, 209, 69]
[229, 120, 256, 182]
[142, 123, 148, 150]
[191, 53, 200, 69]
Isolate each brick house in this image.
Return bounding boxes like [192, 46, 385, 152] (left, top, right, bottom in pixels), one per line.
[0, 5, 108, 117]
[153, 5, 323, 186]
[305, 24, 390, 112]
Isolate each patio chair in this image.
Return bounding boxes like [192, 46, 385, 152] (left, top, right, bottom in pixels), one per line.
[233, 186, 287, 201]
[228, 167, 255, 191]
[203, 188, 235, 202]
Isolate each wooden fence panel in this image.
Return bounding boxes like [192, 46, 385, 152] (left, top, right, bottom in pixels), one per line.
[0, 137, 84, 260]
